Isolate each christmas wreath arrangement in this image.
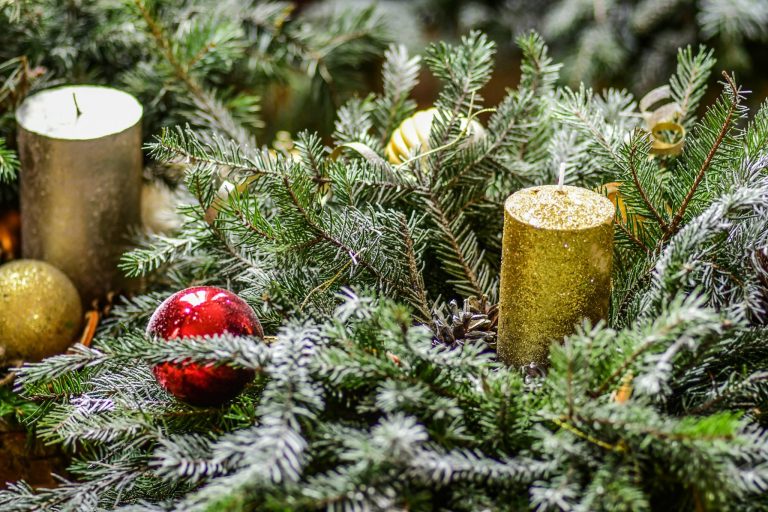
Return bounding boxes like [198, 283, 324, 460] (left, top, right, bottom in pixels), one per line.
[0, 3, 767, 511]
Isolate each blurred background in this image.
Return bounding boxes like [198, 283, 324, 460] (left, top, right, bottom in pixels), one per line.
[273, 0, 768, 134]
[3, 0, 767, 145]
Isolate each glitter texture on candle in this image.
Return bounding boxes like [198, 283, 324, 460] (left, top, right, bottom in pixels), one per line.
[497, 185, 615, 368]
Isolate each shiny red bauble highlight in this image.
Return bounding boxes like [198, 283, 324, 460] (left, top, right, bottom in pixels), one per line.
[147, 286, 263, 406]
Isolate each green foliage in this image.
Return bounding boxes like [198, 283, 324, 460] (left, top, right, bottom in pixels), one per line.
[0, 387, 38, 425]
[448, 0, 768, 92]
[0, 0, 390, 152]
[1, 20, 768, 512]
[370, 44, 421, 145]
[0, 137, 18, 183]
[670, 46, 716, 128]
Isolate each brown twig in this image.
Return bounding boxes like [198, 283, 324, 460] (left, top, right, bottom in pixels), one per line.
[628, 135, 668, 230]
[616, 221, 652, 256]
[661, 72, 740, 245]
[426, 190, 485, 298]
[688, 373, 768, 415]
[398, 215, 431, 321]
[79, 311, 100, 348]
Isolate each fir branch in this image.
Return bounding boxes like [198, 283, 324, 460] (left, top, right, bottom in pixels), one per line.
[744, 101, 768, 160]
[131, 0, 254, 145]
[374, 44, 421, 144]
[669, 45, 716, 128]
[641, 180, 768, 321]
[151, 434, 223, 485]
[183, 325, 323, 507]
[626, 130, 668, 230]
[445, 88, 535, 189]
[0, 455, 152, 511]
[698, 0, 768, 40]
[688, 371, 768, 415]
[425, 31, 496, 180]
[147, 126, 265, 176]
[662, 72, 742, 243]
[280, 174, 409, 300]
[119, 234, 196, 278]
[4, 25, 768, 512]
[16, 332, 270, 391]
[516, 30, 562, 94]
[554, 85, 623, 167]
[398, 213, 431, 321]
[426, 193, 485, 298]
[403, 424, 546, 487]
[616, 219, 652, 255]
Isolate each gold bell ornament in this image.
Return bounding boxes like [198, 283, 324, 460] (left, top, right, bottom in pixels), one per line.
[385, 108, 486, 165]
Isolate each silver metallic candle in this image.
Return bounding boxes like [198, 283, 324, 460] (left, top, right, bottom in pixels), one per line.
[497, 184, 615, 368]
[16, 85, 143, 303]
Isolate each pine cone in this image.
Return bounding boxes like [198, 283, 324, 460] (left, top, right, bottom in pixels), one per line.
[431, 297, 498, 351]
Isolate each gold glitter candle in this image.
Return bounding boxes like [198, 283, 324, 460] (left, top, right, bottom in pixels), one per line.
[497, 185, 615, 367]
[16, 85, 143, 304]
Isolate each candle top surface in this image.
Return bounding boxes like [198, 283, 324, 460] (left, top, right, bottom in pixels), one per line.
[16, 85, 143, 140]
[505, 185, 614, 230]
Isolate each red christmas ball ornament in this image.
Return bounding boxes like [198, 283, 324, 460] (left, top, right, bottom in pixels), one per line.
[147, 286, 263, 406]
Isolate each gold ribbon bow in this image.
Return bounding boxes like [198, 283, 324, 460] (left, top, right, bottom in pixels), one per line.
[639, 85, 685, 156]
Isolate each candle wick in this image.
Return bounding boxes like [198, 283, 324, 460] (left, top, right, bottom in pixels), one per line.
[557, 163, 566, 191]
[72, 93, 82, 118]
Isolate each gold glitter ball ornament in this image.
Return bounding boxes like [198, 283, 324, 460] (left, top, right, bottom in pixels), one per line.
[385, 108, 486, 164]
[0, 259, 83, 362]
